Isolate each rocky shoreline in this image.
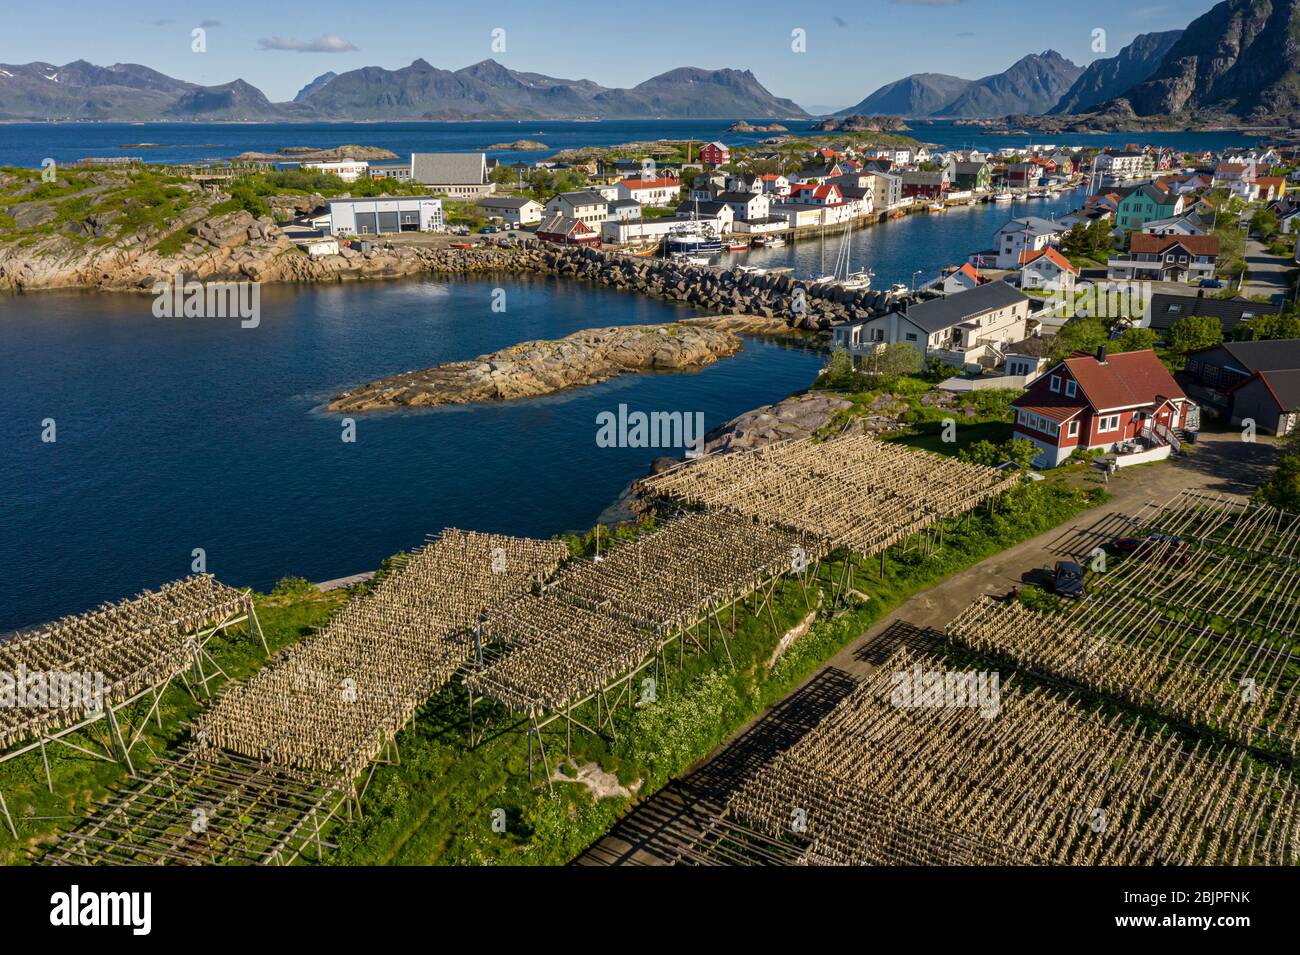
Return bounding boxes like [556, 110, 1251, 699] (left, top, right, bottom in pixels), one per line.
[0, 230, 895, 333]
[328, 322, 743, 412]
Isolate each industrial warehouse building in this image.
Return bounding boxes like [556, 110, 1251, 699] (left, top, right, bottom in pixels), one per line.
[325, 197, 445, 236]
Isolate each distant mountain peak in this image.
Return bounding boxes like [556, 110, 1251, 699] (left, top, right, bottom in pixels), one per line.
[1099, 0, 1300, 124]
[1049, 30, 1183, 115]
[294, 71, 337, 102]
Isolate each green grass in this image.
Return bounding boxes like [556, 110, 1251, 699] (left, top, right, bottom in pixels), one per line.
[3, 471, 1102, 866]
[0, 588, 349, 864]
[323, 477, 1104, 865]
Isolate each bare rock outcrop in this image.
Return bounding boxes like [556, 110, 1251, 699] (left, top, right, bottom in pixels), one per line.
[328, 323, 743, 412]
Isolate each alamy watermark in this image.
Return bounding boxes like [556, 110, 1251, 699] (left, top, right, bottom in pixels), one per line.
[596, 404, 706, 455]
[889, 663, 1001, 719]
[151, 272, 261, 328]
[1046, 280, 1150, 321]
[1, 665, 106, 711]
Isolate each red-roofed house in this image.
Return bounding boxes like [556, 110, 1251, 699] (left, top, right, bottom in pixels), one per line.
[535, 214, 599, 246]
[614, 177, 681, 206]
[942, 262, 989, 294]
[1019, 247, 1080, 292]
[1255, 176, 1286, 202]
[1107, 234, 1219, 283]
[1011, 347, 1190, 467]
[787, 182, 843, 206]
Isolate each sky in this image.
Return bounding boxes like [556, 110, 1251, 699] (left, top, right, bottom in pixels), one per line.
[0, 0, 1216, 111]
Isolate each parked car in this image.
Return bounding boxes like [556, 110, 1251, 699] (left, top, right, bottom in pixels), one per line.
[1052, 561, 1086, 599]
[1109, 533, 1189, 565]
[1198, 278, 1225, 289]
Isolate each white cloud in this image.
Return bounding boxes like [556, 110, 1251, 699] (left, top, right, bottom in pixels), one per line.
[257, 33, 358, 53]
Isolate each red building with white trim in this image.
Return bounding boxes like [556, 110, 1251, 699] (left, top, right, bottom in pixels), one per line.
[1011, 347, 1189, 468]
[700, 141, 731, 169]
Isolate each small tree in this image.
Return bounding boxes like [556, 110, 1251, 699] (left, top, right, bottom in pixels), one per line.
[1250, 208, 1279, 241]
[1166, 314, 1223, 354]
[1255, 439, 1300, 512]
[861, 341, 922, 378]
[1050, 317, 1108, 360]
[1114, 327, 1158, 352]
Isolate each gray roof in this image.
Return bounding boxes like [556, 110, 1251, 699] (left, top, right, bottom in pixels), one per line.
[1256, 369, 1300, 410]
[954, 161, 991, 174]
[996, 216, 1065, 236]
[608, 198, 641, 209]
[901, 170, 945, 185]
[1149, 293, 1280, 333]
[411, 152, 487, 185]
[901, 281, 1029, 335]
[552, 190, 608, 207]
[536, 214, 588, 235]
[716, 191, 763, 203]
[1220, 339, 1300, 373]
[478, 195, 539, 209]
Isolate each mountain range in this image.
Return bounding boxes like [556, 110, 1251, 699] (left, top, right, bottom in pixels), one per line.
[0, 58, 808, 122]
[1048, 31, 1183, 115]
[3, 1, 1296, 126]
[837, 51, 1084, 118]
[1097, 0, 1300, 124]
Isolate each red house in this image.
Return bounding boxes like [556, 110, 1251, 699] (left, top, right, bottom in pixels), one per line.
[1011, 347, 1190, 468]
[700, 141, 731, 169]
[535, 214, 598, 246]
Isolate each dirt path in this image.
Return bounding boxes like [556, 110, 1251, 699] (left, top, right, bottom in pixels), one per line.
[576, 432, 1280, 865]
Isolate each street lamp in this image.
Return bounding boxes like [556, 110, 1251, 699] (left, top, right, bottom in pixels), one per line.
[911, 269, 923, 292]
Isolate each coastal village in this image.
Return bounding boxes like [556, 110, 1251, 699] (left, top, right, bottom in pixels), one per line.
[250, 129, 1300, 470]
[5, 0, 1300, 888]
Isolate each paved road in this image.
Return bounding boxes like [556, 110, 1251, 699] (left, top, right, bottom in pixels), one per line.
[1242, 237, 1295, 304]
[576, 432, 1281, 865]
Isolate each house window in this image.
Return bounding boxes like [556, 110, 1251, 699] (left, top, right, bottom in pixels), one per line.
[905, 333, 918, 342]
[1064, 380, 1077, 398]
[1097, 415, 1121, 433]
[1068, 421, 1080, 438]
[1049, 375, 1062, 393]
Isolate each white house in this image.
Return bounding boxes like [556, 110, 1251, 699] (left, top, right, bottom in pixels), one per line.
[1019, 247, 1079, 293]
[614, 177, 681, 207]
[833, 281, 1032, 369]
[941, 263, 988, 295]
[1140, 210, 1209, 236]
[1095, 151, 1154, 181]
[715, 191, 772, 222]
[544, 190, 609, 226]
[302, 160, 369, 182]
[993, 216, 1066, 269]
[477, 195, 544, 226]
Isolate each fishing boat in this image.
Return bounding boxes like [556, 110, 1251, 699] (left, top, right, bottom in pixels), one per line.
[992, 191, 1014, 203]
[1027, 189, 1049, 199]
[665, 233, 721, 255]
[927, 201, 946, 212]
[673, 253, 713, 266]
[762, 235, 786, 247]
[726, 240, 748, 251]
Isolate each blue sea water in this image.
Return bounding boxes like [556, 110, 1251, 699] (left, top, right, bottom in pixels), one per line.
[0, 276, 822, 629]
[0, 119, 1268, 169]
[0, 119, 1269, 627]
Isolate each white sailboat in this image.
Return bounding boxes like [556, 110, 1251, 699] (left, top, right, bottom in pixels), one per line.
[810, 219, 871, 290]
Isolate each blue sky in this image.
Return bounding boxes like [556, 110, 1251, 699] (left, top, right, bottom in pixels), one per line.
[0, 0, 1215, 110]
